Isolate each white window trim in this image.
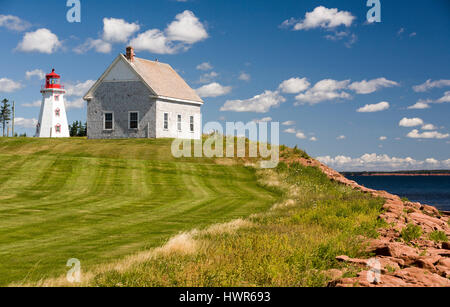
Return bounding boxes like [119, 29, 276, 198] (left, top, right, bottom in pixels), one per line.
[177, 114, 182, 132]
[103, 111, 114, 131]
[163, 112, 169, 131]
[128, 111, 140, 130]
[190, 116, 194, 133]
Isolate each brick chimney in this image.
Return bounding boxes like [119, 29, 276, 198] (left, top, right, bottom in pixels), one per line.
[126, 46, 135, 62]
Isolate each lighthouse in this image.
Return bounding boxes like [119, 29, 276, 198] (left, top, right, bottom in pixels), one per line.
[35, 69, 70, 138]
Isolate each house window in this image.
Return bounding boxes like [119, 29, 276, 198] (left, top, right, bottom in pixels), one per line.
[177, 115, 182, 131]
[164, 113, 169, 130]
[55, 124, 61, 133]
[129, 112, 139, 129]
[190, 116, 194, 133]
[55, 95, 59, 101]
[104, 112, 114, 130]
[55, 108, 60, 117]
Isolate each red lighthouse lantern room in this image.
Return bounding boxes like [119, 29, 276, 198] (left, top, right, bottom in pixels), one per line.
[45, 69, 62, 89]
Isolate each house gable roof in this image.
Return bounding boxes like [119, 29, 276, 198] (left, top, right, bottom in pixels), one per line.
[83, 54, 203, 104]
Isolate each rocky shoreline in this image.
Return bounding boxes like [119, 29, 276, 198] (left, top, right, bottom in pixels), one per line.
[286, 158, 450, 287]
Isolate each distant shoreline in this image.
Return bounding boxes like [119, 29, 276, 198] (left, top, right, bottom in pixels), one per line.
[342, 170, 450, 177]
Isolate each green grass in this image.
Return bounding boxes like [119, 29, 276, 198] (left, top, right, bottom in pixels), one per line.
[401, 224, 423, 243]
[428, 230, 448, 243]
[0, 137, 280, 286]
[92, 162, 385, 287]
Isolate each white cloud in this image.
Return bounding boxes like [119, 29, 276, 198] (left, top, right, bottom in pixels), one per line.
[239, 72, 251, 82]
[166, 10, 208, 44]
[408, 100, 431, 109]
[399, 117, 424, 127]
[421, 124, 437, 131]
[74, 38, 112, 54]
[103, 18, 140, 43]
[196, 82, 231, 98]
[310, 136, 317, 142]
[65, 97, 85, 109]
[317, 153, 450, 171]
[379, 136, 387, 141]
[283, 6, 355, 31]
[221, 90, 285, 113]
[436, 91, 450, 103]
[407, 129, 449, 139]
[14, 117, 37, 128]
[196, 62, 213, 71]
[348, 78, 399, 94]
[357, 101, 390, 113]
[282, 121, 295, 126]
[337, 135, 346, 140]
[295, 79, 350, 105]
[296, 131, 306, 139]
[22, 100, 41, 107]
[284, 128, 296, 134]
[413, 79, 450, 92]
[130, 29, 177, 54]
[25, 69, 45, 80]
[279, 77, 310, 94]
[0, 15, 30, 31]
[0, 78, 22, 93]
[65, 80, 95, 97]
[16, 28, 61, 54]
[198, 71, 219, 84]
[252, 117, 272, 123]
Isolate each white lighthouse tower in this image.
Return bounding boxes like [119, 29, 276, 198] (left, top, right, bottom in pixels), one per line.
[35, 69, 70, 138]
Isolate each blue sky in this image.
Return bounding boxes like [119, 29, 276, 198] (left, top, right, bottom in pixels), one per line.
[0, 0, 449, 171]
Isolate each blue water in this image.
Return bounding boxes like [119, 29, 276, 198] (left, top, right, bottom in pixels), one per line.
[346, 176, 450, 212]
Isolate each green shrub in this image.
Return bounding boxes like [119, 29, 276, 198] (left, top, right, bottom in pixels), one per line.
[428, 231, 448, 243]
[401, 224, 422, 242]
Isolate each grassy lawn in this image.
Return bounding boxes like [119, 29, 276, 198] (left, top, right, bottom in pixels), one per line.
[0, 138, 280, 286]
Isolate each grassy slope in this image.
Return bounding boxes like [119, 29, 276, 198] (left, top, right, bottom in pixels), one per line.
[92, 162, 385, 287]
[0, 138, 279, 286]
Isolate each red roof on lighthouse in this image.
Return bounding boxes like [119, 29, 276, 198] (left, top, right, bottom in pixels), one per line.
[45, 68, 62, 89]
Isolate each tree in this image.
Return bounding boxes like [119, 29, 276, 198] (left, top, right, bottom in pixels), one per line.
[0, 99, 11, 137]
[69, 121, 87, 137]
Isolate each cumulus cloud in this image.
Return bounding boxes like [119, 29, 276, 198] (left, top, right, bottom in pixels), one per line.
[196, 62, 213, 71]
[65, 97, 85, 109]
[284, 128, 296, 134]
[310, 136, 317, 141]
[296, 131, 307, 139]
[65, 80, 95, 97]
[436, 91, 450, 103]
[252, 117, 272, 123]
[130, 11, 207, 55]
[337, 135, 346, 140]
[317, 153, 450, 171]
[282, 6, 355, 31]
[279, 77, 310, 94]
[166, 10, 208, 44]
[399, 117, 424, 127]
[421, 124, 437, 131]
[198, 71, 218, 84]
[16, 28, 61, 54]
[413, 79, 450, 92]
[379, 136, 387, 141]
[238, 72, 251, 82]
[282, 121, 295, 126]
[14, 117, 37, 128]
[295, 79, 350, 105]
[357, 101, 390, 113]
[103, 18, 140, 43]
[408, 99, 431, 110]
[196, 82, 231, 98]
[407, 129, 449, 139]
[0, 15, 30, 31]
[74, 38, 112, 54]
[25, 69, 45, 80]
[22, 100, 41, 107]
[221, 90, 285, 113]
[0, 78, 22, 93]
[348, 78, 398, 94]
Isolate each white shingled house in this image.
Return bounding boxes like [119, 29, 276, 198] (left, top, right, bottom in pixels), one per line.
[83, 47, 203, 140]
